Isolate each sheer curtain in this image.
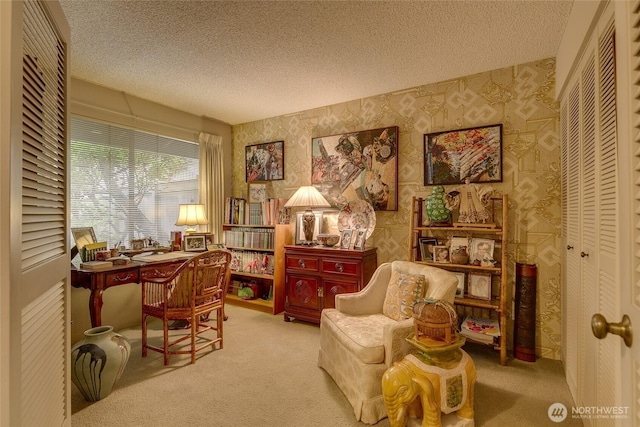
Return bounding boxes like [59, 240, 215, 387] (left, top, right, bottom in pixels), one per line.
[198, 132, 224, 243]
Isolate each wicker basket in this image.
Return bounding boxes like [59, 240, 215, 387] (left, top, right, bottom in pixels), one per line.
[412, 299, 458, 345]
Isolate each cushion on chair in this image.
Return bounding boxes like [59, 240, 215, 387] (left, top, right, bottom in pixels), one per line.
[382, 268, 425, 321]
[322, 309, 398, 364]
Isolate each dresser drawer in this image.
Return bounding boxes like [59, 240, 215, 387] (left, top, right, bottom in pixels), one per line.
[285, 255, 319, 272]
[321, 259, 359, 277]
[105, 269, 139, 286]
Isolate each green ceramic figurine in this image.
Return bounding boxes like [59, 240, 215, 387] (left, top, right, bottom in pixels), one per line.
[425, 185, 452, 224]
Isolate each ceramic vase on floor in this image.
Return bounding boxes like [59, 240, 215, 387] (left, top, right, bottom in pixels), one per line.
[71, 326, 131, 402]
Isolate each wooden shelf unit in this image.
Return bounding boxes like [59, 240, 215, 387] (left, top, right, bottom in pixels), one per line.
[223, 223, 293, 314]
[408, 194, 509, 365]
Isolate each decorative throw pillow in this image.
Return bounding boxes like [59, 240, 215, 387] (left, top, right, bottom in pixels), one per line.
[382, 270, 426, 321]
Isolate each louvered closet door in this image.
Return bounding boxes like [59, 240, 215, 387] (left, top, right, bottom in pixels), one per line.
[562, 75, 582, 401]
[615, 1, 640, 423]
[6, 1, 70, 426]
[562, 7, 623, 425]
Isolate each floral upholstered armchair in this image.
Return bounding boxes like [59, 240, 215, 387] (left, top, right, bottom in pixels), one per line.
[317, 261, 458, 424]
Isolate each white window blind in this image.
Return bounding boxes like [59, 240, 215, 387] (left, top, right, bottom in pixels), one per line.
[70, 118, 199, 248]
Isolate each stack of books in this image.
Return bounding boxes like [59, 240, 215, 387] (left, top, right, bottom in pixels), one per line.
[79, 260, 113, 270]
[460, 315, 501, 344]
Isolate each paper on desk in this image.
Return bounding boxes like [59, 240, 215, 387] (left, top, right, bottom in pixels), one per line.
[133, 251, 195, 263]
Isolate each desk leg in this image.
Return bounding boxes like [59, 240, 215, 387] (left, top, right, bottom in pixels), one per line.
[88, 288, 104, 327]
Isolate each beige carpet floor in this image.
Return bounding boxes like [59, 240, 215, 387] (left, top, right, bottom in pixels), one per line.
[71, 304, 581, 426]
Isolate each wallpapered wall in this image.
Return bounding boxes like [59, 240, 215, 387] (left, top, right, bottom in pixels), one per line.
[231, 58, 562, 360]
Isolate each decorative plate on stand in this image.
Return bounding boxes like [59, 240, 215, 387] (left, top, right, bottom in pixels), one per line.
[337, 200, 376, 239]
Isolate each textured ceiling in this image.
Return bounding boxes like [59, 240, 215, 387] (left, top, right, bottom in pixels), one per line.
[59, 1, 573, 125]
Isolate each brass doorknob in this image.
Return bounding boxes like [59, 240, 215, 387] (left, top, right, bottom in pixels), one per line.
[591, 313, 633, 347]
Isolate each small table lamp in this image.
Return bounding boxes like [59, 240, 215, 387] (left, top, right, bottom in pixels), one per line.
[175, 204, 208, 234]
[284, 186, 331, 245]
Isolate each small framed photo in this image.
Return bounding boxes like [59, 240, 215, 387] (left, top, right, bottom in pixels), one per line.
[248, 181, 267, 203]
[433, 245, 450, 263]
[469, 238, 495, 264]
[340, 229, 354, 249]
[353, 230, 366, 250]
[184, 234, 207, 252]
[449, 236, 469, 256]
[418, 237, 438, 262]
[295, 211, 323, 244]
[468, 272, 492, 300]
[453, 272, 466, 298]
[189, 233, 214, 247]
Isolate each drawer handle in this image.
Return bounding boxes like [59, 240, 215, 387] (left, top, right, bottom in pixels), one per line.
[298, 259, 306, 269]
[334, 262, 344, 273]
[113, 273, 134, 282]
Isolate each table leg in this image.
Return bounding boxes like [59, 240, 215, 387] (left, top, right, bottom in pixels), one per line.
[88, 288, 104, 327]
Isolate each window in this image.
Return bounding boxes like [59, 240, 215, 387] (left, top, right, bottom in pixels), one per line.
[70, 118, 199, 249]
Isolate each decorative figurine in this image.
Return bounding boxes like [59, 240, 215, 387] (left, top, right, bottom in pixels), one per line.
[245, 256, 259, 273]
[260, 254, 270, 274]
[446, 178, 494, 224]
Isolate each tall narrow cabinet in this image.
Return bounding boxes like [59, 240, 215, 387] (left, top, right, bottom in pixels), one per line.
[408, 195, 509, 365]
[223, 223, 293, 314]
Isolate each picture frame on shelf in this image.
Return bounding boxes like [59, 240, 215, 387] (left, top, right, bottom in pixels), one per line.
[248, 181, 267, 203]
[183, 234, 207, 252]
[424, 123, 502, 185]
[311, 126, 399, 211]
[468, 272, 492, 300]
[418, 237, 438, 262]
[449, 235, 470, 263]
[353, 230, 366, 250]
[453, 272, 466, 298]
[295, 211, 323, 245]
[245, 141, 284, 182]
[340, 229, 354, 249]
[433, 245, 450, 263]
[469, 238, 495, 265]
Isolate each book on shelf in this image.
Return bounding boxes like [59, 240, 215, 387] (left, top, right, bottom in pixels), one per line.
[225, 196, 288, 225]
[460, 315, 500, 344]
[80, 260, 113, 270]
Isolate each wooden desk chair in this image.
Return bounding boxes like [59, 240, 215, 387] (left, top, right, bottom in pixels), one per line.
[141, 249, 231, 365]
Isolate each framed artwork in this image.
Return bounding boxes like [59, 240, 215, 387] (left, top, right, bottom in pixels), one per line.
[295, 211, 323, 244]
[469, 238, 495, 264]
[353, 230, 366, 250]
[424, 124, 502, 185]
[468, 272, 492, 300]
[245, 141, 284, 182]
[418, 237, 438, 262]
[433, 245, 450, 263]
[340, 229, 354, 249]
[71, 227, 97, 249]
[183, 234, 207, 252]
[453, 272, 466, 298]
[311, 126, 398, 211]
[248, 181, 267, 203]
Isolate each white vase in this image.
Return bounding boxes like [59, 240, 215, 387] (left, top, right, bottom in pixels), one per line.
[71, 326, 131, 401]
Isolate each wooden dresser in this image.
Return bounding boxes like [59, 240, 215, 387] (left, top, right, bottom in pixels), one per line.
[283, 245, 377, 324]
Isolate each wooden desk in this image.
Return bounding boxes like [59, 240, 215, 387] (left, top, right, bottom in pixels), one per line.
[71, 252, 195, 327]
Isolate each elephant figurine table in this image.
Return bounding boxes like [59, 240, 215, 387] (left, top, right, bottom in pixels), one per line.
[382, 338, 476, 427]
